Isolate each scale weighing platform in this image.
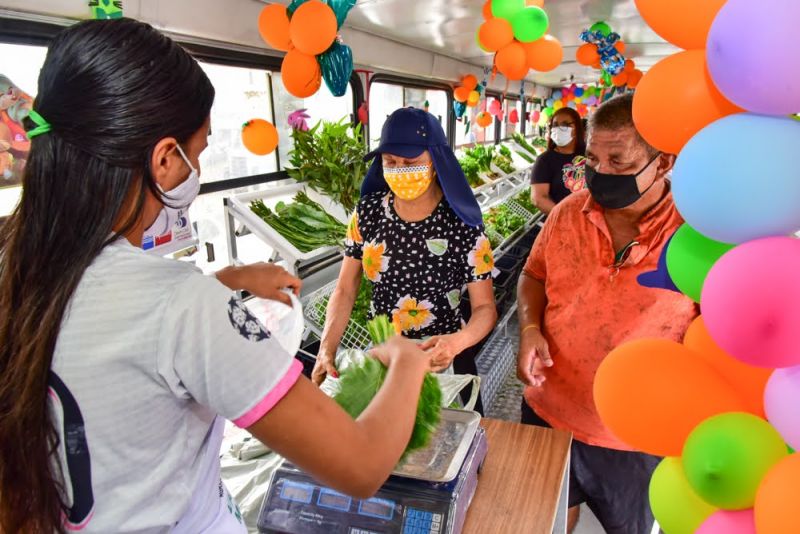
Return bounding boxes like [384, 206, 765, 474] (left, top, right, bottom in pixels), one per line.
[257, 411, 487, 534]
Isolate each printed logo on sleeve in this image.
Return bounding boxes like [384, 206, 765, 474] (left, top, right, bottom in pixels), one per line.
[227, 298, 271, 342]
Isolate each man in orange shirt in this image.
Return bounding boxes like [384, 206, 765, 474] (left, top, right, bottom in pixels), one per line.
[516, 94, 697, 534]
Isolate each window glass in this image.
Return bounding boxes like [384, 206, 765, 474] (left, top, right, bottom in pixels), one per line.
[197, 62, 277, 183]
[0, 43, 46, 217]
[455, 101, 495, 147]
[272, 73, 354, 168]
[501, 98, 522, 139]
[368, 82, 447, 149]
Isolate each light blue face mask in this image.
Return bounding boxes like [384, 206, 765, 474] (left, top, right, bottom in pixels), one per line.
[143, 144, 200, 238]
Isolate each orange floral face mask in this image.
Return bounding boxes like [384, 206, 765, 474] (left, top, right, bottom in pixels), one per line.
[383, 163, 433, 200]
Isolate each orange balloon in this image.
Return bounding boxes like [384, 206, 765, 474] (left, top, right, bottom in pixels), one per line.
[476, 111, 494, 127]
[632, 50, 743, 154]
[523, 34, 563, 72]
[496, 42, 528, 81]
[289, 0, 337, 55]
[755, 454, 800, 534]
[684, 317, 771, 418]
[594, 338, 747, 457]
[241, 119, 278, 156]
[525, 0, 545, 5]
[612, 71, 628, 87]
[258, 4, 291, 51]
[454, 86, 471, 102]
[591, 59, 602, 69]
[576, 43, 599, 66]
[281, 49, 322, 98]
[627, 69, 644, 88]
[481, 0, 493, 20]
[478, 18, 514, 52]
[624, 59, 636, 73]
[462, 74, 479, 91]
[614, 40, 626, 54]
[634, 0, 726, 50]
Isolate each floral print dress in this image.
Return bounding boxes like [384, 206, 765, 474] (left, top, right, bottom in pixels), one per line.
[344, 191, 496, 339]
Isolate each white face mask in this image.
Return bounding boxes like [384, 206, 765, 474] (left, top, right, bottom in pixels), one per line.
[550, 126, 574, 147]
[143, 144, 200, 239]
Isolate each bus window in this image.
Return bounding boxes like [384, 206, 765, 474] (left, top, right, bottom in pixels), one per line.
[369, 82, 447, 149]
[501, 98, 522, 140]
[456, 102, 496, 147]
[0, 43, 46, 219]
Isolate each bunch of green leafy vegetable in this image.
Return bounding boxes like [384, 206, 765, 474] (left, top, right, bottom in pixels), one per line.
[250, 191, 346, 253]
[464, 144, 494, 173]
[531, 136, 548, 149]
[287, 118, 367, 213]
[333, 315, 442, 456]
[514, 188, 539, 215]
[315, 276, 373, 329]
[483, 204, 525, 239]
[515, 150, 534, 164]
[458, 156, 483, 188]
[512, 132, 539, 158]
[493, 148, 516, 175]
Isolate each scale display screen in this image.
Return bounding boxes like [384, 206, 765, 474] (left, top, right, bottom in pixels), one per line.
[279, 480, 314, 504]
[358, 498, 395, 520]
[317, 489, 352, 512]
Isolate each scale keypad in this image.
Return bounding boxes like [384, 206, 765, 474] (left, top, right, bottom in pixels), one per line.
[403, 508, 442, 534]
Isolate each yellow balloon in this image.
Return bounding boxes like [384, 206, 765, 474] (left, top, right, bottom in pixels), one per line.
[553, 100, 564, 110]
[574, 97, 583, 104]
[468, 90, 480, 106]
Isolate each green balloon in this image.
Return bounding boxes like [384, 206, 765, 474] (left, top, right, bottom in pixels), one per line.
[590, 21, 612, 36]
[491, 0, 525, 21]
[511, 6, 549, 43]
[543, 106, 554, 117]
[649, 458, 716, 534]
[666, 224, 735, 303]
[683, 413, 788, 510]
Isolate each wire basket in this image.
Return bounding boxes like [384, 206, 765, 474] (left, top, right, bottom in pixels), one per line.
[474, 328, 516, 411]
[302, 279, 372, 351]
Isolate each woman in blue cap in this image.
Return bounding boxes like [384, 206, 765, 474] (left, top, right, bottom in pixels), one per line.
[312, 107, 498, 413]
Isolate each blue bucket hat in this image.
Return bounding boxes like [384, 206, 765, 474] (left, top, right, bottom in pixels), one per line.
[362, 107, 483, 228]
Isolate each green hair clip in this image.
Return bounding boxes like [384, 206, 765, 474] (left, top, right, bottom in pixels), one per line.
[26, 110, 52, 139]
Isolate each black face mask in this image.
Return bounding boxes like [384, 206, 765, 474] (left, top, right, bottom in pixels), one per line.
[585, 153, 661, 210]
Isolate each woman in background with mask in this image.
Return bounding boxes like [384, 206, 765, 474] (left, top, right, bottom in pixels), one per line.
[530, 107, 587, 214]
[312, 108, 498, 414]
[0, 19, 434, 534]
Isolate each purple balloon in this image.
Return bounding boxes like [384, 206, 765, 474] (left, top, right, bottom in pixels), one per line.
[707, 0, 800, 115]
[764, 366, 800, 450]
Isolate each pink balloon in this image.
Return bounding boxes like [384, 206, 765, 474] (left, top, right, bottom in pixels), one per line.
[696, 509, 756, 534]
[764, 366, 800, 450]
[702, 237, 800, 368]
[531, 110, 541, 123]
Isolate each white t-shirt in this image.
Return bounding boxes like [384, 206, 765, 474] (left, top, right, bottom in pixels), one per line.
[48, 239, 301, 533]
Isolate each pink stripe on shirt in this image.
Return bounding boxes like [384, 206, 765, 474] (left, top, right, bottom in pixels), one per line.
[233, 359, 303, 428]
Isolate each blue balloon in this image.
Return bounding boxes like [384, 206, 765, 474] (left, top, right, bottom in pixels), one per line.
[672, 113, 800, 244]
[567, 101, 577, 109]
[319, 41, 353, 97]
[552, 90, 562, 100]
[575, 87, 585, 97]
[546, 98, 555, 107]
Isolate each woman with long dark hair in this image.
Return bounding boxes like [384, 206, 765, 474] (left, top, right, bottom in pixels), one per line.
[0, 19, 430, 534]
[530, 106, 587, 214]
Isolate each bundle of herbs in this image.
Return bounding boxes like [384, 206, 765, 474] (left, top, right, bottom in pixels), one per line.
[512, 132, 539, 158]
[514, 187, 539, 215]
[483, 204, 526, 240]
[464, 145, 499, 180]
[287, 118, 367, 213]
[493, 146, 516, 175]
[250, 191, 346, 253]
[458, 157, 483, 188]
[333, 315, 442, 455]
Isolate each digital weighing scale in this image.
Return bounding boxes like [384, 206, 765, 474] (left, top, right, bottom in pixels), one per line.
[257, 410, 487, 534]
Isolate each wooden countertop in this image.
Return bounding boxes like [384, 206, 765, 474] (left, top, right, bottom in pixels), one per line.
[462, 418, 572, 534]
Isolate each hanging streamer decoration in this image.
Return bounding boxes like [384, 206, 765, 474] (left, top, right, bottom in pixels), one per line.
[580, 27, 626, 76]
[89, 0, 122, 19]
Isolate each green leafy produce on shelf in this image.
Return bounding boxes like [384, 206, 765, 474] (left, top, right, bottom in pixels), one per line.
[515, 150, 534, 164]
[498, 144, 513, 159]
[512, 132, 539, 158]
[493, 148, 516, 175]
[483, 204, 526, 241]
[250, 191, 346, 253]
[531, 136, 548, 149]
[315, 275, 373, 330]
[458, 156, 483, 188]
[514, 188, 539, 215]
[333, 315, 442, 456]
[464, 144, 498, 180]
[287, 118, 367, 213]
